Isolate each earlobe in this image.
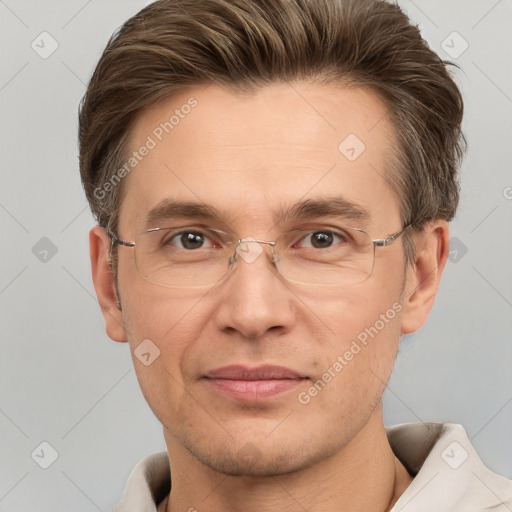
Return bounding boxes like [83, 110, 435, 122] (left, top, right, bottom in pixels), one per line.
[400, 221, 450, 335]
[89, 226, 127, 343]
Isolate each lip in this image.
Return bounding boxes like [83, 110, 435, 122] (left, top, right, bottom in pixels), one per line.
[203, 365, 308, 402]
[205, 365, 306, 380]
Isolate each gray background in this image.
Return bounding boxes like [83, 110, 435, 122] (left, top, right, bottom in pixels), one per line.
[0, 0, 511, 510]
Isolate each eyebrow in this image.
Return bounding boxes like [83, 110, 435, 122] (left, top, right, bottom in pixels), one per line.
[144, 196, 371, 230]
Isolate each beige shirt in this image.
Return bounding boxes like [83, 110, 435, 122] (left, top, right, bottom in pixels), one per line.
[111, 422, 512, 511]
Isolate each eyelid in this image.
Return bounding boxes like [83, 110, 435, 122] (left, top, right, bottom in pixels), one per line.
[153, 224, 230, 235]
[286, 224, 353, 237]
[295, 221, 357, 231]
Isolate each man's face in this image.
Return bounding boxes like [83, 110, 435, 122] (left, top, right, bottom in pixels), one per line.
[115, 82, 409, 475]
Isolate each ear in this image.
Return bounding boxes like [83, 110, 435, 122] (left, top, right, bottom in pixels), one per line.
[89, 226, 127, 343]
[400, 220, 450, 335]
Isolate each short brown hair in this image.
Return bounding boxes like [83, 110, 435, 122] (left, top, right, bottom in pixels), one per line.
[79, 0, 465, 266]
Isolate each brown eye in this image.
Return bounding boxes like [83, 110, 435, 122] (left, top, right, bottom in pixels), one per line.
[298, 231, 346, 249]
[310, 232, 334, 248]
[168, 231, 212, 250]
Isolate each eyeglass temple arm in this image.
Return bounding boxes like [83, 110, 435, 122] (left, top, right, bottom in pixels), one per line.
[106, 230, 136, 247]
[373, 223, 421, 247]
[114, 239, 135, 247]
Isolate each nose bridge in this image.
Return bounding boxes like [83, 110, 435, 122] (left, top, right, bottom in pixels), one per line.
[229, 237, 277, 269]
[217, 236, 294, 339]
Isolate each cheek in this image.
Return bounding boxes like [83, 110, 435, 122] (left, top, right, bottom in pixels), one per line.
[297, 299, 402, 433]
[297, 267, 404, 397]
[119, 285, 214, 423]
[119, 276, 213, 374]
[297, 264, 403, 340]
[117, 242, 210, 344]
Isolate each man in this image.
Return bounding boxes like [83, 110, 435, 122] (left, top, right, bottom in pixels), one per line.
[79, 0, 512, 510]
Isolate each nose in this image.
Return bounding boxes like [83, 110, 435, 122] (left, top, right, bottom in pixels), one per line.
[213, 239, 296, 340]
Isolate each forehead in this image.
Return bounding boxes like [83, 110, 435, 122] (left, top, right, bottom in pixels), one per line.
[119, 81, 400, 234]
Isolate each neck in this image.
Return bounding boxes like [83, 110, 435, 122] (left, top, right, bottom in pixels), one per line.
[162, 406, 413, 512]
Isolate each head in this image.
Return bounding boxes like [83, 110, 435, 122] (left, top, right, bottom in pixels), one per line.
[81, 0, 464, 476]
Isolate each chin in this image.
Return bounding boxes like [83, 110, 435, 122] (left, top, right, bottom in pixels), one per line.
[182, 434, 334, 478]
[196, 452, 313, 478]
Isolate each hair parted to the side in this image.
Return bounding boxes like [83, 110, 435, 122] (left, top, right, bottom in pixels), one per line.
[79, 0, 465, 268]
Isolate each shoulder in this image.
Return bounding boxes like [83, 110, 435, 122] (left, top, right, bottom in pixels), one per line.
[388, 422, 512, 511]
[111, 451, 170, 512]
